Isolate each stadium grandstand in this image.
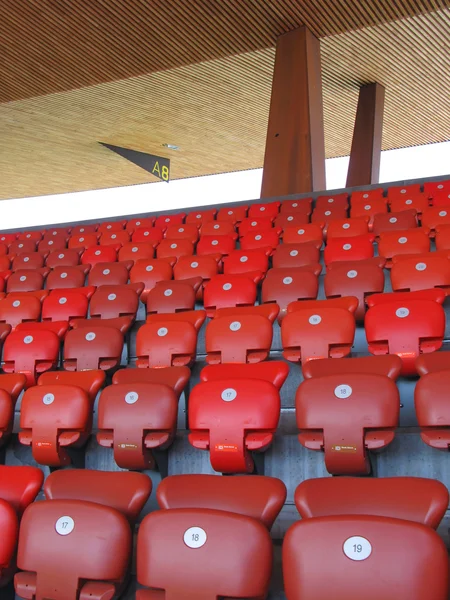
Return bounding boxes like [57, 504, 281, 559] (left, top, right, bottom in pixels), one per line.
[1, 2, 450, 599]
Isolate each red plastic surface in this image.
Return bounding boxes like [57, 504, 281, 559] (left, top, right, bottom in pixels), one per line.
[100, 230, 130, 246]
[196, 234, 236, 256]
[324, 234, 375, 265]
[113, 366, 190, 398]
[203, 274, 257, 317]
[0, 465, 43, 517]
[146, 278, 202, 314]
[283, 222, 324, 245]
[71, 224, 98, 235]
[272, 242, 321, 268]
[81, 245, 118, 266]
[0, 294, 41, 329]
[262, 266, 319, 319]
[421, 207, 450, 237]
[165, 223, 199, 244]
[154, 213, 186, 230]
[12, 252, 45, 271]
[311, 206, 348, 224]
[391, 253, 450, 292]
[200, 221, 237, 238]
[38, 370, 105, 402]
[68, 233, 99, 250]
[223, 248, 270, 277]
[315, 193, 349, 210]
[200, 361, 289, 390]
[63, 326, 124, 372]
[415, 370, 450, 450]
[275, 212, 310, 229]
[326, 217, 369, 239]
[9, 240, 37, 256]
[416, 352, 450, 375]
[280, 198, 312, 214]
[129, 258, 174, 302]
[372, 208, 418, 236]
[42, 290, 89, 322]
[239, 217, 276, 237]
[350, 197, 388, 223]
[126, 217, 155, 234]
[378, 229, 430, 266]
[240, 229, 280, 251]
[302, 355, 403, 380]
[118, 242, 155, 263]
[132, 226, 164, 244]
[38, 236, 67, 253]
[46, 265, 88, 289]
[97, 220, 127, 234]
[216, 205, 248, 222]
[389, 193, 429, 215]
[185, 208, 217, 224]
[157, 238, 194, 260]
[424, 180, 450, 199]
[248, 201, 280, 219]
[87, 260, 131, 286]
[6, 269, 47, 293]
[435, 224, 450, 251]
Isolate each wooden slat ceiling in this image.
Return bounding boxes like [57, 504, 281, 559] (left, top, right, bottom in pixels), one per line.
[0, 2, 449, 199]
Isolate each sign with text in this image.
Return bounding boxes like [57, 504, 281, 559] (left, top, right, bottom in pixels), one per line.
[100, 143, 170, 182]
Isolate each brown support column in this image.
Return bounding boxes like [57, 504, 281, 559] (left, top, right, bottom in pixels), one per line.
[346, 83, 385, 188]
[260, 26, 326, 198]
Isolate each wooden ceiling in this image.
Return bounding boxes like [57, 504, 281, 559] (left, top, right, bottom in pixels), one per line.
[1, 1, 449, 199]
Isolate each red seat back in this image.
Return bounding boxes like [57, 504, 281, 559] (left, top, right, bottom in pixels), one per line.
[88, 261, 130, 286]
[146, 278, 201, 314]
[12, 251, 45, 271]
[324, 234, 374, 265]
[155, 213, 186, 230]
[42, 290, 89, 322]
[185, 208, 217, 224]
[165, 223, 199, 244]
[68, 232, 99, 250]
[217, 205, 248, 222]
[262, 266, 320, 320]
[132, 226, 164, 244]
[0, 465, 43, 517]
[89, 285, 140, 320]
[118, 242, 155, 263]
[196, 234, 236, 256]
[6, 269, 47, 293]
[240, 229, 280, 251]
[81, 245, 118, 266]
[248, 201, 280, 219]
[326, 217, 369, 239]
[283, 222, 323, 245]
[203, 274, 257, 317]
[0, 499, 18, 579]
[415, 370, 450, 450]
[302, 355, 403, 380]
[391, 253, 450, 292]
[272, 242, 320, 268]
[100, 230, 130, 246]
[389, 193, 429, 215]
[129, 258, 174, 301]
[315, 193, 349, 210]
[3, 329, 60, 387]
[200, 221, 237, 238]
[372, 208, 417, 236]
[223, 248, 270, 277]
[63, 327, 124, 372]
[126, 217, 155, 234]
[156, 238, 194, 260]
[378, 229, 430, 266]
[46, 265, 88, 289]
[421, 207, 450, 237]
[97, 220, 127, 234]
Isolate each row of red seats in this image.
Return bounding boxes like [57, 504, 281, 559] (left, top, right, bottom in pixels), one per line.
[0, 467, 448, 598]
[2, 352, 450, 475]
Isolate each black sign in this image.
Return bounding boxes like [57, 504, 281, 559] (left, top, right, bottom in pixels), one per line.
[100, 143, 170, 182]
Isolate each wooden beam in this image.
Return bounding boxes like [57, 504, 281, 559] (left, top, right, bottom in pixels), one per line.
[261, 26, 326, 198]
[346, 83, 385, 187]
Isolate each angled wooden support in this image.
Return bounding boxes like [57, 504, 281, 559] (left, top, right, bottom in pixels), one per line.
[346, 83, 385, 187]
[261, 26, 326, 198]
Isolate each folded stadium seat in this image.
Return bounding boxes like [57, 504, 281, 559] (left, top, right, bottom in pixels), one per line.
[435, 224, 450, 251]
[97, 382, 178, 469]
[200, 360, 289, 389]
[46, 264, 89, 289]
[126, 217, 155, 234]
[365, 289, 446, 376]
[431, 189, 450, 208]
[196, 234, 236, 256]
[423, 179, 450, 199]
[302, 354, 403, 379]
[0, 374, 26, 448]
[275, 212, 310, 230]
[11, 251, 46, 271]
[3, 328, 60, 387]
[87, 260, 131, 286]
[0, 243, 7, 258]
[238, 216, 275, 238]
[280, 197, 313, 214]
[131, 226, 164, 245]
[174, 255, 221, 300]
[200, 220, 238, 238]
[324, 234, 375, 266]
[165, 223, 200, 244]
[19, 384, 91, 466]
[137, 509, 272, 600]
[283, 222, 324, 245]
[154, 212, 187, 231]
[136, 311, 206, 368]
[389, 192, 429, 217]
[185, 208, 217, 225]
[372, 208, 418, 236]
[38, 235, 68, 253]
[415, 369, 450, 450]
[38, 370, 106, 404]
[81, 244, 119, 266]
[350, 197, 388, 225]
[283, 516, 448, 600]
[240, 229, 281, 252]
[156, 238, 194, 261]
[9, 240, 37, 256]
[388, 183, 422, 200]
[45, 226, 72, 236]
[326, 217, 370, 239]
[0, 233, 18, 246]
[205, 304, 279, 364]
[113, 364, 191, 397]
[63, 326, 124, 372]
[390, 253, 450, 293]
[248, 201, 280, 219]
[97, 219, 127, 234]
[203, 274, 258, 317]
[157, 474, 286, 530]
[18, 231, 42, 243]
[272, 241, 321, 268]
[67, 232, 99, 251]
[351, 188, 384, 202]
[15, 320, 68, 341]
[324, 258, 385, 320]
[282, 297, 357, 364]
[118, 241, 155, 263]
[262, 265, 320, 320]
[416, 352, 450, 375]
[189, 377, 281, 473]
[0, 465, 43, 519]
[0, 493, 23, 586]
[45, 248, 82, 268]
[223, 247, 270, 279]
[71, 224, 98, 235]
[421, 207, 450, 237]
[15, 499, 132, 599]
[99, 229, 130, 246]
[216, 205, 248, 223]
[294, 476, 448, 527]
[0, 294, 41, 329]
[6, 269, 48, 293]
[44, 469, 151, 523]
[311, 206, 348, 224]
[315, 192, 349, 210]
[146, 278, 202, 314]
[296, 373, 399, 474]
[129, 257, 175, 302]
[377, 229, 430, 267]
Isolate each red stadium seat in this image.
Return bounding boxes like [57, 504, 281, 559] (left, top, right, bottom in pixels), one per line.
[324, 234, 374, 266]
[129, 257, 174, 302]
[16, 500, 132, 599]
[189, 378, 280, 472]
[294, 477, 448, 527]
[365, 289, 446, 375]
[157, 474, 286, 529]
[203, 274, 258, 317]
[99, 230, 130, 246]
[248, 201, 280, 219]
[0, 243, 7, 257]
[97, 382, 178, 470]
[137, 509, 272, 600]
[96, 220, 126, 234]
[280, 198, 312, 214]
[50, 286, 95, 301]
[45, 249, 82, 268]
[18, 231, 42, 243]
[0, 294, 41, 329]
[389, 193, 429, 216]
[38, 236, 68, 253]
[283, 222, 324, 245]
[118, 242, 155, 263]
[196, 234, 236, 256]
[154, 212, 186, 230]
[81, 245, 118, 266]
[415, 370, 450, 450]
[132, 226, 164, 245]
[240, 229, 280, 251]
[113, 365, 190, 398]
[216, 205, 248, 222]
[200, 361, 289, 390]
[38, 370, 105, 402]
[0, 465, 43, 518]
[71, 224, 98, 235]
[238, 217, 276, 237]
[302, 355, 403, 380]
[15, 320, 68, 340]
[416, 352, 450, 375]
[324, 258, 385, 320]
[391, 253, 450, 292]
[42, 290, 89, 322]
[421, 207, 450, 237]
[12, 251, 46, 271]
[372, 208, 418, 236]
[63, 326, 124, 372]
[274, 212, 310, 230]
[311, 206, 348, 224]
[67, 232, 99, 250]
[0, 499, 18, 587]
[137, 310, 206, 368]
[87, 261, 131, 286]
[46, 265, 89, 290]
[185, 208, 217, 224]
[174, 255, 220, 298]
[350, 188, 384, 203]
[388, 183, 422, 199]
[435, 224, 450, 251]
[200, 220, 237, 238]
[262, 266, 320, 320]
[6, 269, 47, 293]
[205, 304, 278, 364]
[75, 284, 141, 333]
[165, 223, 199, 244]
[19, 384, 91, 466]
[315, 192, 349, 210]
[146, 278, 202, 314]
[0, 233, 18, 246]
[296, 373, 399, 474]
[0, 374, 26, 447]
[126, 217, 155, 234]
[432, 190, 450, 208]
[283, 516, 448, 600]
[223, 248, 270, 278]
[326, 217, 369, 239]
[9, 240, 37, 256]
[350, 196, 388, 224]
[424, 179, 450, 199]
[282, 297, 357, 364]
[272, 241, 321, 268]
[378, 229, 430, 266]
[3, 329, 60, 387]
[156, 238, 194, 260]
